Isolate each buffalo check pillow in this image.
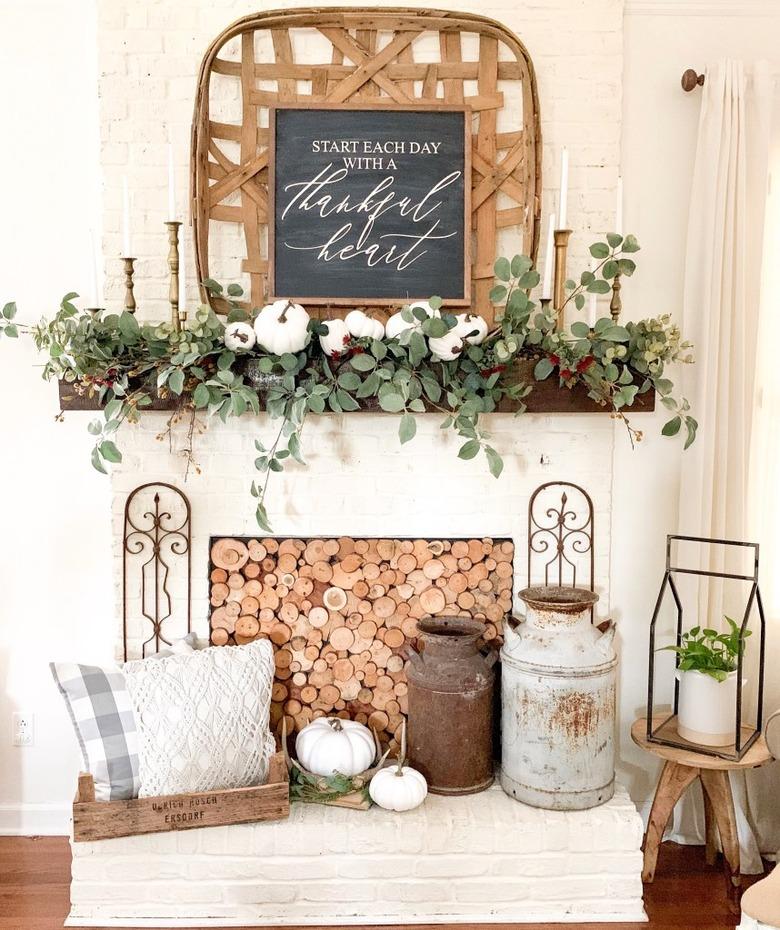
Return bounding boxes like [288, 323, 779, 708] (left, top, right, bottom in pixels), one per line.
[50, 663, 140, 800]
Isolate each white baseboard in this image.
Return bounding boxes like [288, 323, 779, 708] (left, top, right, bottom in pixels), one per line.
[0, 803, 70, 835]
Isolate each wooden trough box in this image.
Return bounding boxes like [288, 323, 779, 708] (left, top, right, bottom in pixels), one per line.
[72, 752, 289, 842]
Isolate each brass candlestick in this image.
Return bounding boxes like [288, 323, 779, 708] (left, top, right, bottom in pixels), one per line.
[121, 257, 137, 313]
[552, 228, 572, 330]
[609, 272, 622, 322]
[165, 221, 182, 331]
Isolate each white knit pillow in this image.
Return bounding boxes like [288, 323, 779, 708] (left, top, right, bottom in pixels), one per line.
[123, 640, 276, 797]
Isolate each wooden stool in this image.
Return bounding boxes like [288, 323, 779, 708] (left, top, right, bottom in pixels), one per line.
[632, 716, 773, 912]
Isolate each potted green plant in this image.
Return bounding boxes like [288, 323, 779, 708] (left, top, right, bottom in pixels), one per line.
[663, 617, 751, 746]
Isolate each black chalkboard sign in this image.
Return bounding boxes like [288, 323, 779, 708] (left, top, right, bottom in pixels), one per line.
[269, 105, 470, 305]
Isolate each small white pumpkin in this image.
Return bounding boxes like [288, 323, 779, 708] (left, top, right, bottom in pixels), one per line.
[319, 318, 351, 357]
[369, 765, 428, 812]
[253, 299, 310, 355]
[429, 326, 467, 362]
[385, 301, 440, 340]
[223, 321, 256, 353]
[345, 309, 385, 341]
[295, 717, 375, 777]
[458, 312, 488, 346]
[368, 720, 428, 811]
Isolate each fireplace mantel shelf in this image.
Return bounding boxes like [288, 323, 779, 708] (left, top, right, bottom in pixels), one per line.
[58, 359, 656, 415]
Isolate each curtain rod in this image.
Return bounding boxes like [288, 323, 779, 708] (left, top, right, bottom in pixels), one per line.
[682, 66, 779, 92]
[681, 69, 705, 92]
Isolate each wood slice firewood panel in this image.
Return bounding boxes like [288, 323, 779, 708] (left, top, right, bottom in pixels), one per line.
[209, 536, 514, 753]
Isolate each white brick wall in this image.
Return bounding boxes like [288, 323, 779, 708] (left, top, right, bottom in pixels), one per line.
[99, 0, 626, 654]
[68, 783, 646, 926]
[112, 411, 617, 656]
[89, 10, 643, 926]
[96, 0, 624, 318]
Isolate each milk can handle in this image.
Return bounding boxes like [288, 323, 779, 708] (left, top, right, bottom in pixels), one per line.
[402, 642, 423, 667]
[482, 646, 499, 669]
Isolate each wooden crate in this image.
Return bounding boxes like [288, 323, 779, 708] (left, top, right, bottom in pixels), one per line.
[72, 752, 289, 842]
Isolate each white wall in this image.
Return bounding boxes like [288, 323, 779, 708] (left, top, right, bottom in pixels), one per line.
[1, 0, 778, 840]
[614, 0, 780, 822]
[0, 0, 112, 832]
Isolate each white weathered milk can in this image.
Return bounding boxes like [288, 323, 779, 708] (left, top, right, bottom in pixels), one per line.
[500, 586, 617, 810]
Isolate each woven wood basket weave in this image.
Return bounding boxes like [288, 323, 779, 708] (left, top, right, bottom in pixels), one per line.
[191, 7, 541, 324]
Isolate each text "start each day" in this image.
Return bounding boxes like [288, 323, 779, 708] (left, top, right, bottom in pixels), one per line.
[311, 140, 443, 156]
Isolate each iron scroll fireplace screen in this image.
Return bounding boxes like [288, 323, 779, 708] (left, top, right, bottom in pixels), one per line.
[122, 482, 192, 661]
[527, 481, 595, 621]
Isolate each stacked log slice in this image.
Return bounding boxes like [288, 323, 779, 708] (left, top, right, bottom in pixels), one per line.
[209, 537, 514, 753]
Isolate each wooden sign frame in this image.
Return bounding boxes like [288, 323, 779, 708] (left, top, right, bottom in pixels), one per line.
[192, 7, 541, 325]
[267, 102, 472, 307]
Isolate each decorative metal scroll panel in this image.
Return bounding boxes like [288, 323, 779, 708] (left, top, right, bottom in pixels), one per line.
[122, 483, 192, 661]
[527, 481, 595, 617]
[191, 7, 541, 323]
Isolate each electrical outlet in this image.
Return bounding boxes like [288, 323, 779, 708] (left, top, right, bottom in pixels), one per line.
[12, 712, 34, 747]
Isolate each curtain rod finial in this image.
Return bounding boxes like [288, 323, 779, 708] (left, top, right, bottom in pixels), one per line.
[682, 69, 705, 92]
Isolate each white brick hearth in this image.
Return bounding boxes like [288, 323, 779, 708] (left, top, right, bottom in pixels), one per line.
[68, 783, 646, 927]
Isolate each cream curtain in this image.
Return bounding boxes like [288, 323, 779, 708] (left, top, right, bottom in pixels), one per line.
[671, 59, 774, 872]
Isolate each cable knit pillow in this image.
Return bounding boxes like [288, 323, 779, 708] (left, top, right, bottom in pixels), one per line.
[123, 640, 276, 797]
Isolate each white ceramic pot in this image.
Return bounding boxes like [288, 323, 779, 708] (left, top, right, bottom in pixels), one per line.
[677, 669, 742, 747]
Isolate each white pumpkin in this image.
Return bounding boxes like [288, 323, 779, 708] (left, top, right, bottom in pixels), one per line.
[295, 717, 375, 777]
[253, 299, 310, 355]
[368, 720, 427, 811]
[385, 301, 440, 339]
[319, 318, 351, 357]
[369, 765, 428, 812]
[429, 326, 467, 362]
[430, 313, 489, 360]
[223, 321, 256, 352]
[345, 309, 385, 341]
[458, 312, 488, 346]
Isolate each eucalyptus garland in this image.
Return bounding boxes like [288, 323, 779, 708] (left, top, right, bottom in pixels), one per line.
[0, 234, 696, 531]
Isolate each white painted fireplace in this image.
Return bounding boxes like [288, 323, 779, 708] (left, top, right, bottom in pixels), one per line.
[71, 0, 647, 923]
[111, 410, 618, 658]
[64, 407, 651, 927]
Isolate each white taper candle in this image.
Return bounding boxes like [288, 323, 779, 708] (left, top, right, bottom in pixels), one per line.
[122, 175, 131, 257]
[558, 147, 569, 229]
[167, 142, 176, 221]
[615, 175, 623, 236]
[541, 214, 555, 300]
[88, 228, 100, 308]
[179, 228, 187, 312]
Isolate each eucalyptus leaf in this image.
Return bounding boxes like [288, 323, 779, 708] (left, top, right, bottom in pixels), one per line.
[398, 412, 417, 444]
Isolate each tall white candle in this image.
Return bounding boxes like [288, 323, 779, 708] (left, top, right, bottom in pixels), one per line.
[167, 142, 176, 221]
[558, 147, 569, 229]
[179, 229, 187, 312]
[588, 255, 598, 326]
[122, 175, 132, 256]
[615, 175, 623, 236]
[541, 214, 555, 300]
[88, 228, 100, 308]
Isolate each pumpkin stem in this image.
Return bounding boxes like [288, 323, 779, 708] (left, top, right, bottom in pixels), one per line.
[329, 717, 344, 732]
[280, 299, 294, 323]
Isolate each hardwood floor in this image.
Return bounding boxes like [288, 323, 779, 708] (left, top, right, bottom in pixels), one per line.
[0, 835, 766, 930]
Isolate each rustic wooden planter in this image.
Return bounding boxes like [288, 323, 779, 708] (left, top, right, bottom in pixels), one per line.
[72, 752, 289, 842]
[57, 363, 655, 415]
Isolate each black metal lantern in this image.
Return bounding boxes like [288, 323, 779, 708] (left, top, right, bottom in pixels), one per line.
[646, 534, 766, 761]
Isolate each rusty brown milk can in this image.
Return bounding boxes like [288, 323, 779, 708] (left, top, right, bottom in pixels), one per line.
[406, 616, 497, 795]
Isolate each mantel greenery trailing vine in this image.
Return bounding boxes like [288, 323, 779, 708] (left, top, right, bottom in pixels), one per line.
[0, 235, 696, 531]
